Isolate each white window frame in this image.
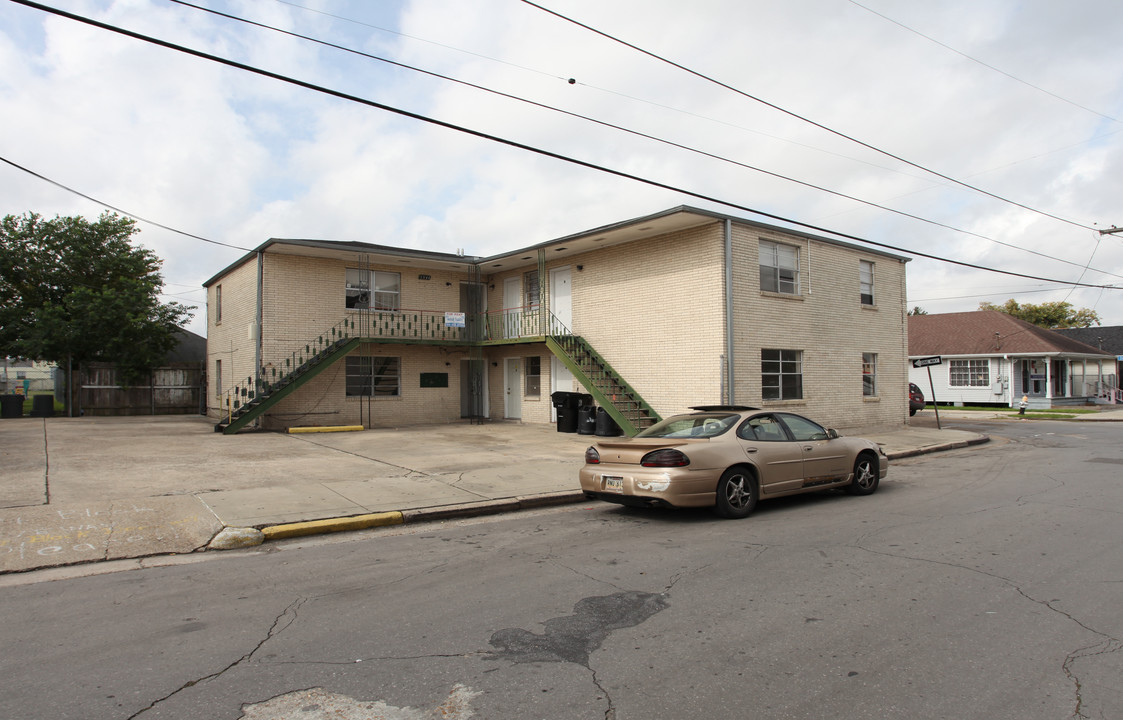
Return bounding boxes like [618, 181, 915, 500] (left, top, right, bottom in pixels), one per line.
[759, 240, 800, 295]
[949, 359, 990, 387]
[862, 352, 877, 396]
[860, 260, 874, 306]
[346, 269, 401, 311]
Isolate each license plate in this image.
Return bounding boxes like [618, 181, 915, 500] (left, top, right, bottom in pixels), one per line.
[603, 475, 624, 492]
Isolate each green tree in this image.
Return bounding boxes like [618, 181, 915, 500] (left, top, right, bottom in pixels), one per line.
[978, 299, 1100, 328]
[0, 211, 194, 386]
[907, 306, 928, 316]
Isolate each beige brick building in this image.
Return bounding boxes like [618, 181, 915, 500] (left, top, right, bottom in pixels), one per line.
[204, 206, 910, 435]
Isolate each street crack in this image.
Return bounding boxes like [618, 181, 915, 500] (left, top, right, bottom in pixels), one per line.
[126, 597, 307, 718]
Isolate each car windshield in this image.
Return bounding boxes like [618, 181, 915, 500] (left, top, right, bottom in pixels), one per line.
[636, 413, 740, 439]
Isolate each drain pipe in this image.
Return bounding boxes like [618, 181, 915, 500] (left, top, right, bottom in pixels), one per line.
[254, 251, 263, 420]
[723, 219, 735, 405]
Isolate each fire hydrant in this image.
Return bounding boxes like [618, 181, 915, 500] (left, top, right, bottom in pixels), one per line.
[1019, 395, 1028, 415]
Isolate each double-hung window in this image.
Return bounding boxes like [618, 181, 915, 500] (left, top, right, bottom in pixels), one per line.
[524, 270, 540, 309]
[346, 269, 401, 311]
[860, 261, 874, 306]
[862, 352, 877, 396]
[346, 356, 401, 397]
[525, 356, 541, 396]
[762, 349, 803, 400]
[759, 240, 800, 295]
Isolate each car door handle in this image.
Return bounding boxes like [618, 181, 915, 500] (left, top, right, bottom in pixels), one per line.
[802, 446, 813, 451]
[745, 447, 758, 453]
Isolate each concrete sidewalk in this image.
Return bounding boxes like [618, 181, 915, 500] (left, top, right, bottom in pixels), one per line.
[1, 415, 989, 575]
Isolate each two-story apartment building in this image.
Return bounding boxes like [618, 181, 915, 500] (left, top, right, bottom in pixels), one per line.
[204, 206, 910, 435]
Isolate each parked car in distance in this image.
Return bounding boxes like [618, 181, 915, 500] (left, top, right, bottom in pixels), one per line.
[909, 383, 925, 416]
[580, 406, 888, 519]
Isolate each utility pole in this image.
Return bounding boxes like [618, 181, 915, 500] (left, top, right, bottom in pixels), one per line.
[1098, 226, 1123, 236]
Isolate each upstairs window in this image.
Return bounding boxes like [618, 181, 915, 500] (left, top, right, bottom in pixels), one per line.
[860, 260, 874, 306]
[214, 284, 222, 324]
[524, 270, 540, 309]
[346, 269, 400, 311]
[759, 240, 800, 295]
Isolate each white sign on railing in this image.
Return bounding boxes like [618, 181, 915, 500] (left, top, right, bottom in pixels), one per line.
[445, 312, 466, 328]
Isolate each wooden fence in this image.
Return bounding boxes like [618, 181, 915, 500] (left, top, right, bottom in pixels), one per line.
[77, 363, 204, 416]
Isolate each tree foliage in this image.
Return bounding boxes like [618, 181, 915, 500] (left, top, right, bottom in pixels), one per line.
[978, 299, 1100, 329]
[907, 306, 928, 316]
[0, 211, 194, 384]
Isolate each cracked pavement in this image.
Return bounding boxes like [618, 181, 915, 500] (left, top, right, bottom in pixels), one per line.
[1, 419, 1120, 719]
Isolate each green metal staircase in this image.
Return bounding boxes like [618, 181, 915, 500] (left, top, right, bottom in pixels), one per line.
[546, 334, 661, 436]
[216, 319, 360, 435]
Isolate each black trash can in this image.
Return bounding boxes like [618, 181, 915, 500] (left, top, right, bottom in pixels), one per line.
[30, 394, 55, 418]
[550, 391, 581, 433]
[595, 406, 622, 436]
[577, 404, 597, 435]
[0, 395, 23, 419]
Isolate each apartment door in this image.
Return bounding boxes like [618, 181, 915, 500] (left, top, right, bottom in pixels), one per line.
[459, 281, 485, 342]
[505, 358, 522, 419]
[503, 277, 520, 339]
[460, 358, 487, 419]
[549, 266, 572, 332]
[550, 356, 575, 422]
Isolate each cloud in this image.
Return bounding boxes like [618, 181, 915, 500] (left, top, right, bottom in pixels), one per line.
[2, 0, 1122, 338]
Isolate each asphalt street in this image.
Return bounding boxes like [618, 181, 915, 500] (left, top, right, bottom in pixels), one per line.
[1, 417, 1119, 720]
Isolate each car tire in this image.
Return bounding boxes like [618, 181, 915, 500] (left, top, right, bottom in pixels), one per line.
[714, 467, 758, 519]
[845, 453, 880, 496]
[909, 407, 917, 416]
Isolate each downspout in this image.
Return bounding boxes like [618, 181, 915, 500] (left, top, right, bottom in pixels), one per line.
[724, 219, 735, 405]
[255, 251, 263, 426]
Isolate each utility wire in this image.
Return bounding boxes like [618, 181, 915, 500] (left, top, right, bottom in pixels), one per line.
[849, 0, 1120, 124]
[0, 154, 252, 251]
[167, 0, 1123, 280]
[519, 0, 1098, 233]
[9, 0, 1118, 292]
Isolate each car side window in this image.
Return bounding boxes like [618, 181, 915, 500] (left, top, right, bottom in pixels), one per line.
[739, 415, 789, 442]
[777, 413, 828, 441]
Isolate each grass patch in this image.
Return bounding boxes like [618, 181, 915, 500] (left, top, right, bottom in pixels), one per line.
[936, 405, 1098, 415]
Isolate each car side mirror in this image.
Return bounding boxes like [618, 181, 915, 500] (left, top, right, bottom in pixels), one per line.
[826, 428, 839, 439]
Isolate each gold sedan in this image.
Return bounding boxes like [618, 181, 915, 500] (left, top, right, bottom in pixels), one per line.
[580, 406, 888, 519]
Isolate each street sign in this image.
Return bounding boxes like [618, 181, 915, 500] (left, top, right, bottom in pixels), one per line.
[912, 356, 942, 368]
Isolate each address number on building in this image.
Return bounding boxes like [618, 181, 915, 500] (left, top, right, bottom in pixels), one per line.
[912, 356, 943, 368]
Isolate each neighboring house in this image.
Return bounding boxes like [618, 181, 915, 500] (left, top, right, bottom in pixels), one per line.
[1053, 326, 1123, 403]
[203, 206, 911, 435]
[908, 311, 1117, 409]
[1, 358, 56, 394]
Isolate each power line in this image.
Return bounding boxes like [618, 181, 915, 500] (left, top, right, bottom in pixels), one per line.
[848, 0, 1121, 124]
[166, 0, 1123, 281]
[0, 154, 252, 252]
[9, 0, 1119, 292]
[518, 0, 1099, 233]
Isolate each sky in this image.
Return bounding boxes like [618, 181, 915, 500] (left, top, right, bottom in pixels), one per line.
[2, 0, 1123, 338]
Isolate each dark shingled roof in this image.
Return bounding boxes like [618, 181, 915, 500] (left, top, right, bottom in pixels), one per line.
[909, 311, 1112, 357]
[1053, 326, 1123, 356]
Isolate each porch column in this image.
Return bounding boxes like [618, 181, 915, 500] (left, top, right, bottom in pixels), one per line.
[1045, 359, 1052, 400]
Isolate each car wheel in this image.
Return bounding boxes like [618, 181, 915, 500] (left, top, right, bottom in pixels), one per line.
[909, 407, 917, 416]
[845, 453, 879, 496]
[714, 468, 758, 519]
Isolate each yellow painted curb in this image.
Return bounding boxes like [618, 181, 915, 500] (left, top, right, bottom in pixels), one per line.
[288, 425, 364, 434]
[262, 512, 404, 540]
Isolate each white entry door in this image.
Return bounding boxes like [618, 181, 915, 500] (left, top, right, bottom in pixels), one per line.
[549, 266, 572, 332]
[505, 358, 522, 419]
[503, 277, 520, 339]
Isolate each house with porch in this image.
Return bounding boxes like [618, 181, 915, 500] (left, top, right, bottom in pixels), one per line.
[908, 311, 1117, 409]
[204, 206, 911, 435]
[1053, 325, 1123, 404]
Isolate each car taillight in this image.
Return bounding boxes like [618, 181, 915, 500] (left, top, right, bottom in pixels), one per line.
[585, 446, 601, 464]
[641, 449, 690, 467]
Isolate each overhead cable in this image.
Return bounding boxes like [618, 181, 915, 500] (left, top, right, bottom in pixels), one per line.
[518, 0, 1099, 233]
[170, 0, 1122, 279]
[9, 0, 1118, 291]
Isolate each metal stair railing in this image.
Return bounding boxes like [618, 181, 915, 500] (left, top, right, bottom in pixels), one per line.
[545, 323, 660, 436]
[218, 317, 360, 434]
